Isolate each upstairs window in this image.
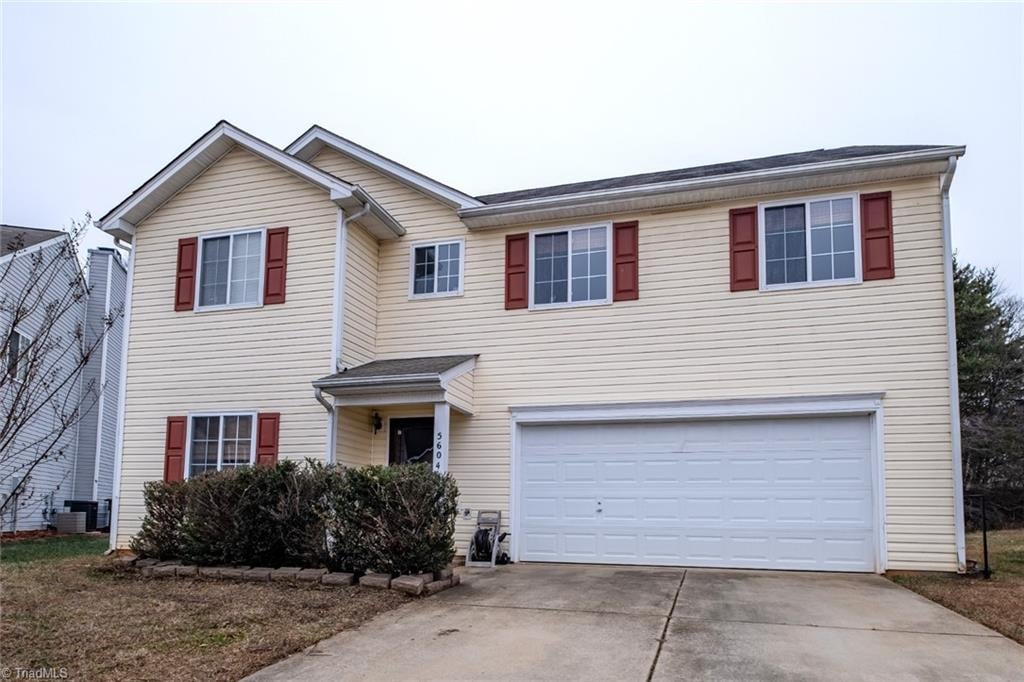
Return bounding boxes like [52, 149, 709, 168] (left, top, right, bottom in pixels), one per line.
[531, 224, 610, 307]
[761, 195, 860, 289]
[188, 413, 255, 478]
[410, 240, 463, 298]
[197, 229, 264, 308]
[4, 329, 30, 382]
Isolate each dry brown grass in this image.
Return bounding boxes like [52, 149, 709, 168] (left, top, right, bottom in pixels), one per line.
[0, 555, 411, 680]
[890, 529, 1024, 644]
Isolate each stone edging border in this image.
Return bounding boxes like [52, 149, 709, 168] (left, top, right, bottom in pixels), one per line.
[113, 556, 461, 596]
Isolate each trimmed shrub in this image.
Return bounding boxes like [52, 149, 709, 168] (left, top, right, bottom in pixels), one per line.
[130, 461, 459, 575]
[323, 464, 459, 576]
[129, 480, 189, 559]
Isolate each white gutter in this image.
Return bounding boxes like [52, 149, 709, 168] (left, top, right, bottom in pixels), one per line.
[461, 146, 967, 221]
[107, 243, 135, 552]
[940, 155, 967, 572]
[92, 252, 114, 501]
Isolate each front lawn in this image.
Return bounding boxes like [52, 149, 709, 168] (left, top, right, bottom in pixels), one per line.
[1, 533, 109, 564]
[890, 529, 1024, 644]
[0, 536, 411, 680]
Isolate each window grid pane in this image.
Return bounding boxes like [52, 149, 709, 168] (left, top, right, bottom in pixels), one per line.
[228, 232, 262, 305]
[413, 246, 436, 294]
[764, 205, 806, 285]
[221, 415, 252, 468]
[199, 236, 230, 306]
[189, 416, 220, 478]
[569, 226, 608, 302]
[534, 233, 569, 304]
[436, 242, 460, 293]
[809, 198, 856, 282]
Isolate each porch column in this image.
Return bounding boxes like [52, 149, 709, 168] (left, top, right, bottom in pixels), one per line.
[433, 401, 450, 474]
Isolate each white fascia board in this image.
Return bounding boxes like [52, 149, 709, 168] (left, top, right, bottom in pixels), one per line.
[510, 393, 887, 424]
[286, 126, 484, 210]
[96, 121, 359, 241]
[462, 147, 966, 227]
[0, 234, 71, 266]
[438, 356, 477, 385]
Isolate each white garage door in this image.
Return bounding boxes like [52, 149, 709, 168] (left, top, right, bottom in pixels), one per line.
[518, 415, 876, 572]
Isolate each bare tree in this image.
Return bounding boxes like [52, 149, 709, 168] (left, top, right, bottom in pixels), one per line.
[0, 215, 124, 529]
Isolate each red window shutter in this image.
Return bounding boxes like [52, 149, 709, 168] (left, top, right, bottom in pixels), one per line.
[505, 233, 529, 310]
[164, 416, 187, 482]
[612, 221, 640, 301]
[263, 227, 289, 305]
[729, 207, 758, 291]
[174, 238, 198, 311]
[861, 191, 895, 280]
[256, 413, 280, 467]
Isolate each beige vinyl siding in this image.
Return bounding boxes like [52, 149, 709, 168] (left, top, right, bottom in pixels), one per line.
[341, 223, 379, 368]
[312, 147, 957, 571]
[115, 147, 337, 547]
[446, 370, 474, 415]
[337, 406, 373, 467]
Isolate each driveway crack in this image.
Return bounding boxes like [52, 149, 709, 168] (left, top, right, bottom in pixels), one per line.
[646, 570, 686, 682]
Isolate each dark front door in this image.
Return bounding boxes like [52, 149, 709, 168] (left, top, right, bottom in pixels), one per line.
[389, 417, 434, 466]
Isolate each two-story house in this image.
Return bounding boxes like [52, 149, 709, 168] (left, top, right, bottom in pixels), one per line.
[2, 227, 126, 532]
[98, 122, 966, 573]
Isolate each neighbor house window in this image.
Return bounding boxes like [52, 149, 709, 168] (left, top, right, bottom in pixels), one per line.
[188, 414, 255, 478]
[198, 229, 264, 308]
[761, 195, 859, 288]
[410, 240, 463, 297]
[532, 224, 610, 307]
[4, 329, 30, 382]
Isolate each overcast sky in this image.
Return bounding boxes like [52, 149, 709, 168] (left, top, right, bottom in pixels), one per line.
[3, 2, 1022, 294]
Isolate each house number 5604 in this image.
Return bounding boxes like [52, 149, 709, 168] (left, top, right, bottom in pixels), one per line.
[434, 431, 444, 471]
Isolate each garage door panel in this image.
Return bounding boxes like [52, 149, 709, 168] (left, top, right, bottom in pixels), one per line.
[519, 416, 876, 572]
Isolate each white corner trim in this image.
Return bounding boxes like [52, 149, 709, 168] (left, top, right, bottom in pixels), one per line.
[507, 392, 889, 573]
[286, 126, 483, 210]
[940, 155, 967, 573]
[108, 245, 136, 551]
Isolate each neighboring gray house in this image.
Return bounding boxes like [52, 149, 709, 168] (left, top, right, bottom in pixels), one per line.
[1, 226, 126, 532]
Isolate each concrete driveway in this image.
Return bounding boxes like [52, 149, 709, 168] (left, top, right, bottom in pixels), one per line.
[249, 564, 1024, 681]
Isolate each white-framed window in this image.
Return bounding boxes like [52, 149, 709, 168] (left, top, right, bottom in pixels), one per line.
[759, 193, 861, 290]
[196, 228, 265, 309]
[409, 239, 464, 298]
[186, 413, 256, 478]
[4, 328, 30, 382]
[529, 223, 611, 308]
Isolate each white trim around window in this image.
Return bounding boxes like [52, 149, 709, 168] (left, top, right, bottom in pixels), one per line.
[4, 327, 31, 383]
[194, 226, 267, 311]
[183, 411, 257, 479]
[528, 222, 613, 310]
[408, 238, 465, 299]
[758, 192, 862, 292]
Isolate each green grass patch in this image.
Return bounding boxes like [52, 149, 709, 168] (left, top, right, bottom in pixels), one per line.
[0, 535, 109, 565]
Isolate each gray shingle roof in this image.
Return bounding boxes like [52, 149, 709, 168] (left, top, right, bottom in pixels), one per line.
[1, 225, 65, 256]
[475, 145, 944, 205]
[315, 355, 477, 385]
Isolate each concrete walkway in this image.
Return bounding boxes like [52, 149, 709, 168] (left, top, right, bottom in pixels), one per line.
[248, 564, 1024, 681]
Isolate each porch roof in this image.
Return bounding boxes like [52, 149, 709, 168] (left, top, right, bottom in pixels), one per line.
[313, 355, 477, 414]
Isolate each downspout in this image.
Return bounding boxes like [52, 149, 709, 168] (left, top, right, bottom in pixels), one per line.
[107, 242, 135, 553]
[324, 202, 371, 464]
[940, 155, 966, 572]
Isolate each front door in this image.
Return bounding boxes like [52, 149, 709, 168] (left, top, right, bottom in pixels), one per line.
[389, 417, 434, 466]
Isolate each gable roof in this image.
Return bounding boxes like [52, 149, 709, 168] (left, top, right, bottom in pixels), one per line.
[1, 224, 66, 256]
[286, 125, 484, 210]
[474, 146, 950, 204]
[97, 121, 406, 242]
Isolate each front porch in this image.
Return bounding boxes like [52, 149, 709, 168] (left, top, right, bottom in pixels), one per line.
[312, 355, 477, 473]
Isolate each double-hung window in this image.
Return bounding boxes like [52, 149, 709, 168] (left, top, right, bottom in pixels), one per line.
[197, 229, 264, 308]
[531, 224, 610, 307]
[4, 329, 30, 382]
[410, 240, 463, 297]
[187, 413, 255, 478]
[760, 195, 860, 289]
